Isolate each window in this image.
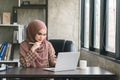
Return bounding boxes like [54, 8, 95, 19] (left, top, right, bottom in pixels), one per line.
[80, 0, 118, 59]
[84, 0, 90, 48]
[106, 0, 116, 53]
[94, 0, 100, 49]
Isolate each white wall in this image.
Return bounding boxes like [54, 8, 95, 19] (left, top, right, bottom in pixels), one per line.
[48, 0, 80, 51]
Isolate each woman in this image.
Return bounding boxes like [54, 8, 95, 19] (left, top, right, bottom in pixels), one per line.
[19, 20, 56, 80]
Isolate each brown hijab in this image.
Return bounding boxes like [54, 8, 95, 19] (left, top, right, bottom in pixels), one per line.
[23, 20, 49, 67]
[26, 19, 47, 42]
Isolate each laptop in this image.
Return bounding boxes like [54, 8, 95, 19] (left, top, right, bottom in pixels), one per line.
[43, 52, 80, 72]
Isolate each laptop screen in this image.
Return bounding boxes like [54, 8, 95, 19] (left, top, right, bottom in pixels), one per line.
[43, 52, 80, 72]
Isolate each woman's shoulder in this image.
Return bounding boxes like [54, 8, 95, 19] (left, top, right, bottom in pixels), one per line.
[46, 40, 53, 47]
[46, 40, 52, 45]
[20, 41, 28, 47]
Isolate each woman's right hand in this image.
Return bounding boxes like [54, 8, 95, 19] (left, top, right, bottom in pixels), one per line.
[31, 42, 41, 53]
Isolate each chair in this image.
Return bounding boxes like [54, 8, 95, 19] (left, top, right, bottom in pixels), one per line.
[49, 39, 75, 56]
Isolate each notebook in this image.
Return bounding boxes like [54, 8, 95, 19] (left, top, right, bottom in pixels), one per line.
[43, 52, 80, 72]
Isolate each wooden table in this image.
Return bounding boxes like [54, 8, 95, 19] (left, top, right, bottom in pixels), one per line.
[0, 67, 116, 80]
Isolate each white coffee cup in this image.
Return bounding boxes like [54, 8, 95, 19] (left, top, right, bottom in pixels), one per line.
[79, 60, 87, 69]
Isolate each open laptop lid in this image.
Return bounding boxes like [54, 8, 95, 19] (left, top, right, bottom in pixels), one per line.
[44, 52, 80, 72]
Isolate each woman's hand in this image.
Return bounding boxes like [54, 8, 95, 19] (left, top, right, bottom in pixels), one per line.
[31, 42, 41, 53]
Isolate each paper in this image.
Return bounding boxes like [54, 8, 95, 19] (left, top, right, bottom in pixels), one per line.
[2, 12, 11, 24]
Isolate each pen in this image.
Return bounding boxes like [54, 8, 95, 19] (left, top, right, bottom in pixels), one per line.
[29, 42, 35, 44]
[29, 42, 41, 45]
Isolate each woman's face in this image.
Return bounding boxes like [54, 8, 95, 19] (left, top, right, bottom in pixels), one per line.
[35, 29, 47, 42]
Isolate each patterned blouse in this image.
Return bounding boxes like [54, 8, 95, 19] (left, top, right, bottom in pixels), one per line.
[19, 40, 56, 68]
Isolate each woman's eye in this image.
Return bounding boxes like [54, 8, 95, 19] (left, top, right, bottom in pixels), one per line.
[38, 32, 42, 35]
[43, 34, 46, 36]
[37, 32, 46, 36]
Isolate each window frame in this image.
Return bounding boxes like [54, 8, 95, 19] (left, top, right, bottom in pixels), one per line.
[80, 0, 119, 59]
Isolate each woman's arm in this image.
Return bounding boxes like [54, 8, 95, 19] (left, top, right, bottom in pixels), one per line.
[19, 42, 37, 67]
[48, 42, 57, 67]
